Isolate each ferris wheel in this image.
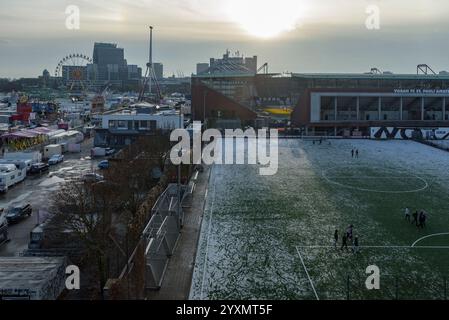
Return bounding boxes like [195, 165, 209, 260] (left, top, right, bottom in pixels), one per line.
[55, 53, 93, 92]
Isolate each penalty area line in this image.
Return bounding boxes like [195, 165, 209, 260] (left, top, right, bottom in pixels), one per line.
[411, 232, 449, 248]
[296, 245, 449, 249]
[295, 247, 320, 301]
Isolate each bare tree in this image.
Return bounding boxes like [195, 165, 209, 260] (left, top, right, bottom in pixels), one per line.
[48, 134, 173, 298]
[50, 179, 121, 298]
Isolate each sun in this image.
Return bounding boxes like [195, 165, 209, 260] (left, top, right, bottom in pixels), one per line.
[225, 0, 306, 39]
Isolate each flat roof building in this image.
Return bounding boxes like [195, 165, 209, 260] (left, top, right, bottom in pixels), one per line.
[94, 107, 183, 148]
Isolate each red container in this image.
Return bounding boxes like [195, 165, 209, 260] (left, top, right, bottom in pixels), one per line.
[58, 123, 69, 130]
[17, 103, 32, 114]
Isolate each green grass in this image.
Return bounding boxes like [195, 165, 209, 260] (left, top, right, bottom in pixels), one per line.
[190, 139, 449, 300]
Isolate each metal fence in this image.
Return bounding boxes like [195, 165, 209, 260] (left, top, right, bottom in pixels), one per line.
[142, 183, 194, 290]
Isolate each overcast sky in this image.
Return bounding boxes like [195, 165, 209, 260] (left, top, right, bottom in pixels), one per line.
[1, 0, 449, 78]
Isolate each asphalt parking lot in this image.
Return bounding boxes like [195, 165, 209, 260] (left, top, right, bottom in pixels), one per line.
[0, 139, 102, 256]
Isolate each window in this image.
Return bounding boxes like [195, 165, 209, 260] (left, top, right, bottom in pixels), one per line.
[424, 97, 444, 121]
[402, 97, 422, 121]
[359, 97, 379, 121]
[117, 120, 127, 129]
[140, 120, 149, 130]
[11, 175, 15, 180]
[320, 96, 335, 121]
[381, 97, 401, 121]
[336, 96, 357, 121]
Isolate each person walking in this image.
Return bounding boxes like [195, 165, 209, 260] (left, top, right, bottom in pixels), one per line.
[355, 149, 359, 158]
[351, 149, 355, 158]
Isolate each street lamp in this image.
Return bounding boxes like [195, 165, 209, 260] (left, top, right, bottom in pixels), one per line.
[203, 89, 208, 129]
[177, 108, 183, 227]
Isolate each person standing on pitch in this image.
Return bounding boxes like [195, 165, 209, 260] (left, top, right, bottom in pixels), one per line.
[355, 149, 359, 158]
[404, 207, 411, 222]
[351, 149, 355, 158]
[346, 224, 354, 242]
[333, 229, 339, 249]
[412, 210, 419, 226]
[341, 234, 349, 251]
[352, 236, 360, 254]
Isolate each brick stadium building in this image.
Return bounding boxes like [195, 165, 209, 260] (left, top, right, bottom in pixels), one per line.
[192, 71, 449, 136]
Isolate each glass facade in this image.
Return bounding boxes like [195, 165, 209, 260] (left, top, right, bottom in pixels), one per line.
[316, 94, 449, 123]
[424, 97, 444, 121]
[402, 97, 422, 121]
[336, 97, 357, 121]
[320, 96, 335, 121]
[359, 97, 379, 121]
[381, 97, 401, 121]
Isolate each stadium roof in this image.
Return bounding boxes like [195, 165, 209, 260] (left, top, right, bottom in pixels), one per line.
[292, 73, 449, 80]
[193, 72, 449, 81]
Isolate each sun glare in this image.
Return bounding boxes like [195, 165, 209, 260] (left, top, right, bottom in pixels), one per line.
[225, 0, 305, 39]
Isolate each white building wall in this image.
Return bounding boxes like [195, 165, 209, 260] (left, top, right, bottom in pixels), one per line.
[101, 113, 183, 130]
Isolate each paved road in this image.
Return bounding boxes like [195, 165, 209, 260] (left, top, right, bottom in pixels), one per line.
[0, 139, 102, 257]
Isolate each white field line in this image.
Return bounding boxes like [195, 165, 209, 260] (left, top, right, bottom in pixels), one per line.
[411, 232, 449, 247]
[200, 181, 216, 300]
[324, 177, 430, 179]
[296, 245, 449, 249]
[321, 165, 430, 194]
[296, 247, 320, 300]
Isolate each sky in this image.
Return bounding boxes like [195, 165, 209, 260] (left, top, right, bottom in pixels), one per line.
[1, 0, 449, 78]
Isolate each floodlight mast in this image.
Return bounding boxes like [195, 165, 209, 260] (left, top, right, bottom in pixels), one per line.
[139, 26, 162, 102]
[149, 26, 153, 96]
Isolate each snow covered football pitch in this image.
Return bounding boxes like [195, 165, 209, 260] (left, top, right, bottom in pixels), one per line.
[190, 139, 449, 300]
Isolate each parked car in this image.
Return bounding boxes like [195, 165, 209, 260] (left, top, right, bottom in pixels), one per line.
[48, 154, 64, 165]
[30, 162, 50, 174]
[5, 204, 32, 224]
[82, 173, 104, 183]
[98, 160, 110, 170]
[0, 208, 6, 228]
[105, 148, 116, 156]
[0, 209, 8, 245]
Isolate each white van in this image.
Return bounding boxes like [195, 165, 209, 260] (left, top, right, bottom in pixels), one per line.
[0, 162, 27, 193]
[44, 144, 63, 160]
[0, 159, 32, 173]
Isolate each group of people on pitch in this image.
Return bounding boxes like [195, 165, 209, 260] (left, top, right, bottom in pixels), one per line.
[334, 225, 359, 253]
[351, 149, 359, 158]
[404, 207, 428, 228]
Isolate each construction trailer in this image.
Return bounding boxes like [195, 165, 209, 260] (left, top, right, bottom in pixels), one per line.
[0, 256, 68, 300]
